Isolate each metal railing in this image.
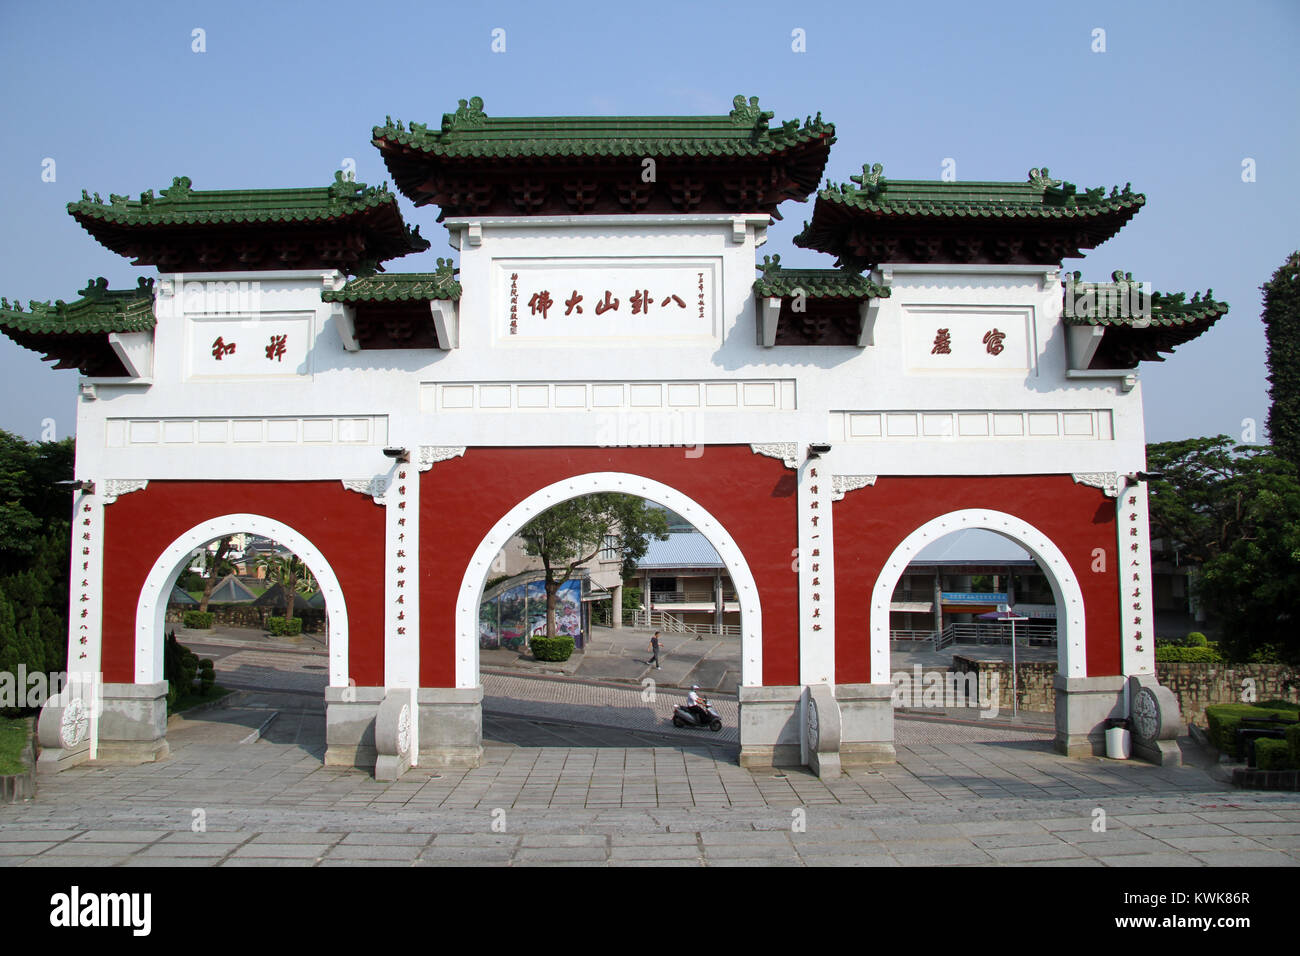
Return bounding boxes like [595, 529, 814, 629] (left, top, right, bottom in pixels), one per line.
[934, 621, 1057, 650]
[631, 609, 740, 636]
[650, 590, 737, 605]
[890, 628, 938, 644]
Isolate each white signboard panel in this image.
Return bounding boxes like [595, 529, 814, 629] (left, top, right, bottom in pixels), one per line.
[185, 313, 313, 380]
[903, 306, 1036, 374]
[495, 258, 720, 346]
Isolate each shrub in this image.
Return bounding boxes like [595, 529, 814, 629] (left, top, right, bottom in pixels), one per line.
[1287, 724, 1300, 763]
[163, 631, 200, 708]
[1257, 699, 1300, 712]
[1204, 703, 1300, 756]
[1255, 738, 1294, 771]
[1154, 645, 1222, 663]
[266, 616, 302, 636]
[182, 610, 214, 629]
[1186, 632, 1208, 647]
[529, 634, 575, 662]
[198, 659, 215, 694]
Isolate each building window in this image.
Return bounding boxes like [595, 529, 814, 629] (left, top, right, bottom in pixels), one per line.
[600, 535, 619, 560]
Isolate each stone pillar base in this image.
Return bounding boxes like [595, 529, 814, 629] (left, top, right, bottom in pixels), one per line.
[1054, 674, 1125, 757]
[94, 738, 170, 764]
[324, 685, 383, 769]
[738, 685, 801, 768]
[1134, 738, 1182, 767]
[417, 687, 483, 769]
[836, 683, 897, 767]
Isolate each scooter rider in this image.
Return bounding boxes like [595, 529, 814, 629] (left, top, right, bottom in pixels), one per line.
[686, 685, 709, 722]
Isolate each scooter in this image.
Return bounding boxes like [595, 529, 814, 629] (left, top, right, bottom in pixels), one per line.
[672, 699, 723, 732]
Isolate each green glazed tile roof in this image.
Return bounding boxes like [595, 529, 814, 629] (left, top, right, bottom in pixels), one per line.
[373, 94, 834, 160]
[68, 174, 408, 227]
[322, 260, 462, 303]
[752, 255, 889, 300]
[803, 165, 1145, 222]
[1063, 271, 1228, 327]
[0, 277, 155, 336]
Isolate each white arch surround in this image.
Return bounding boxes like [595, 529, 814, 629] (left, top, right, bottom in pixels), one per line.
[454, 472, 762, 689]
[868, 509, 1087, 684]
[134, 514, 349, 687]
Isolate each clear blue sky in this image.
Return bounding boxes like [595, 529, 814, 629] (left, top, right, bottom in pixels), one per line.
[1, 0, 1295, 445]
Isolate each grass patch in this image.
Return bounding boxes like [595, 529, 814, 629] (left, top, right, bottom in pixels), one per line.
[169, 684, 231, 716]
[0, 717, 31, 775]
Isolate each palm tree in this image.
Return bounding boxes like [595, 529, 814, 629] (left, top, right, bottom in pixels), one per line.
[256, 552, 317, 623]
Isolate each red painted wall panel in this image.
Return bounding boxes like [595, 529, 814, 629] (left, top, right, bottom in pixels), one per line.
[420, 446, 799, 687]
[832, 475, 1120, 683]
[100, 481, 385, 685]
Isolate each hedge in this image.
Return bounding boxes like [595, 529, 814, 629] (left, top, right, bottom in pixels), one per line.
[1186, 632, 1209, 647]
[266, 616, 303, 636]
[1154, 645, 1222, 663]
[1256, 738, 1295, 771]
[530, 635, 574, 662]
[182, 610, 214, 629]
[1205, 703, 1300, 756]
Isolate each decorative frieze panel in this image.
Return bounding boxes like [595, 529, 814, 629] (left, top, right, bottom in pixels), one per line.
[416, 446, 466, 471]
[830, 475, 876, 501]
[424, 380, 796, 414]
[101, 479, 148, 504]
[106, 416, 388, 448]
[750, 443, 799, 469]
[834, 409, 1114, 442]
[1073, 472, 1120, 498]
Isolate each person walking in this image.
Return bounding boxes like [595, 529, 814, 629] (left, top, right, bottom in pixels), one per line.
[648, 630, 661, 669]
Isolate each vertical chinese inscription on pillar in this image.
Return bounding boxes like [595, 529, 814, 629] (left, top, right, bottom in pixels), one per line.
[808, 467, 823, 633]
[77, 500, 94, 659]
[393, 468, 408, 637]
[1118, 485, 1155, 674]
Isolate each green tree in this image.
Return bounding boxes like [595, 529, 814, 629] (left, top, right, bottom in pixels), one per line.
[196, 537, 238, 613]
[257, 552, 316, 623]
[1147, 436, 1300, 661]
[0, 430, 73, 577]
[1264, 251, 1300, 466]
[519, 494, 668, 639]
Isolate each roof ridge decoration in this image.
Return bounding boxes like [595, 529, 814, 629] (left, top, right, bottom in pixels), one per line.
[729, 94, 775, 130]
[444, 96, 487, 131]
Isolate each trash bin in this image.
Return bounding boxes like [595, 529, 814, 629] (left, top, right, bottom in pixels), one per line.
[1104, 717, 1131, 760]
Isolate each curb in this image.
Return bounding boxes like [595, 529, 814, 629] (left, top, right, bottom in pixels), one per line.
[168, 689, 243, 721]
[0, 717, 37, 804]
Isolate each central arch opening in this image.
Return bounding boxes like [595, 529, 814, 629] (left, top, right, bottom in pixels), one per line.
[453, 472, 763, 751]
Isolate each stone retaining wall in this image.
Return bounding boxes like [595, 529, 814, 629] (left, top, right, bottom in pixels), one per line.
[1155, 662, 1299, 728]
[947, 658, 1300, 728]
[951, 657, 1057, 713]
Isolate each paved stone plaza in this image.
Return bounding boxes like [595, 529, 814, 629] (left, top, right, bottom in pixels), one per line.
[2, 684, 1298, 867]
